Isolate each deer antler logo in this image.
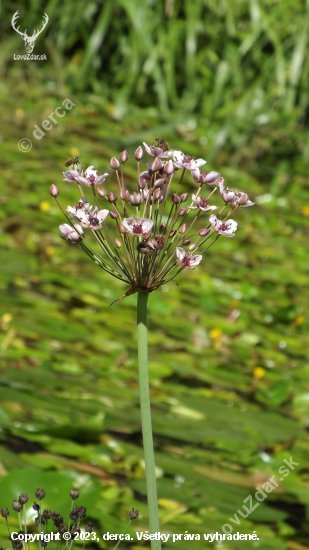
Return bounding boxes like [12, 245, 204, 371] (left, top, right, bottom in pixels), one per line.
[11, 11, 49, 54]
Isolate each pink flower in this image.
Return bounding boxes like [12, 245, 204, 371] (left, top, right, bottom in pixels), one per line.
[69, 203, 109, 230]
[173, 151, 206, 171]
[188, 194, 218, 213]
[122, 217, 154, 237]
[76, 166, 109, 187]
[176, 247, 202, 270]
[219, 179, 254, 207]
[209, 214, 238, 237]
[63, 169, 80, 183]
[59, 223, 84, 242]
[192, 169, 220, 185]
[143, 142, 173, 159]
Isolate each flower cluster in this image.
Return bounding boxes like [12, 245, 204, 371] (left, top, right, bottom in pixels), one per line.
[51, 141, 254, 302]
[0, 488, 94, 549]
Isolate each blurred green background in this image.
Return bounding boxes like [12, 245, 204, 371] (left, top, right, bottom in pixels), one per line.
[1, 0, 309, 549]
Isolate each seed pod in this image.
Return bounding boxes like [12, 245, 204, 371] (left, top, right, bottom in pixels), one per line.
[120, 150, 128, 163]
[70, 489, 79, 501]
[180, 192, 188, 202]
[108, 192, 117, 203]
[110, 211, 118, 219]
[35, 489, 46, 501]
[129, 508, 139, 520]
[97, 187, 106, 197]
[178, 207, 186, 216]
[19, 494, 29, 505]
[110, 157, 120, 169]
[115, 238, 122, 248]
[172, 193, 180, 204]
[50, 184, 59, 197]
[134, 146, 143, 160]
[199, 228, 210, 236]
[12, 501, 23, 512]
[179, 223, 186, 234]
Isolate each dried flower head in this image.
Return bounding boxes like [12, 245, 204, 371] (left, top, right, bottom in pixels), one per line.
[35, 489, 46, 501]
[128, 507, 139, 520]
[52, 142, 254, 303]
[70, 488, 79, 500]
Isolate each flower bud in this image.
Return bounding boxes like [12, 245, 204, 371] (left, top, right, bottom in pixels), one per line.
[152, 234, 165, 249]
[126, 190, 131, 201]
[169, 230, 177, 237]
[182, 239, 190, 245]
[138, 178, 145, 190]
[150, 157, 162, 172]
[179, 223, 186, 234]
[110, 210, 118, 219]
[134, 146, 143, 160]
[108, 192, 117, 203]
[130, 191, 143, 206]
[164, 160, 174, 174]
[115, 238, 122, 248]
[204, 171, 220, 184]
[120, 188, 127, 200]
[50, 184, 59, 197]
[159, 222, 166, 232]
[180, 192, 188, 202]
[97, 187, 106, 197]
[178, 207, 186, 216]
[154, 178, 165, 188]
[154, 188, 161, 201]
[199, 228, 210, 236]
[110, 157, 120, 169]
[119, 223, 125, 233]
[137, 242, 155, 255]
[172, 193, 180, 204]
[120, 150, 128, 163]
[188, 243, 197, 251]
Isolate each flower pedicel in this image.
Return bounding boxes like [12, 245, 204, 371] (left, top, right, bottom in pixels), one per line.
[51, 142, 254, 303]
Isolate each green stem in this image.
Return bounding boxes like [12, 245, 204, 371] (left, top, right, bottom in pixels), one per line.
[137, 291, 161, 550]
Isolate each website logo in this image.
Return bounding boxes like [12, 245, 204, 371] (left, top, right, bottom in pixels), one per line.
[11, 11, 48, 58]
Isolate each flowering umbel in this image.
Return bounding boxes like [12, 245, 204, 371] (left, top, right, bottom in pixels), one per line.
[52, 143, 254, 303]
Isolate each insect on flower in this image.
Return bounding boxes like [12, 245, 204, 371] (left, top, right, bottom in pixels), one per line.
[64, 157, 80, 167]
[51, 141, 254, 304]
[155, 138, 169, 152]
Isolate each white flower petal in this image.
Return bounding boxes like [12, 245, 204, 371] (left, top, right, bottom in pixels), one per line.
[176, 247, 186, 261]
[97, 209, 110, 222]
[141, 218, 154, 233]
